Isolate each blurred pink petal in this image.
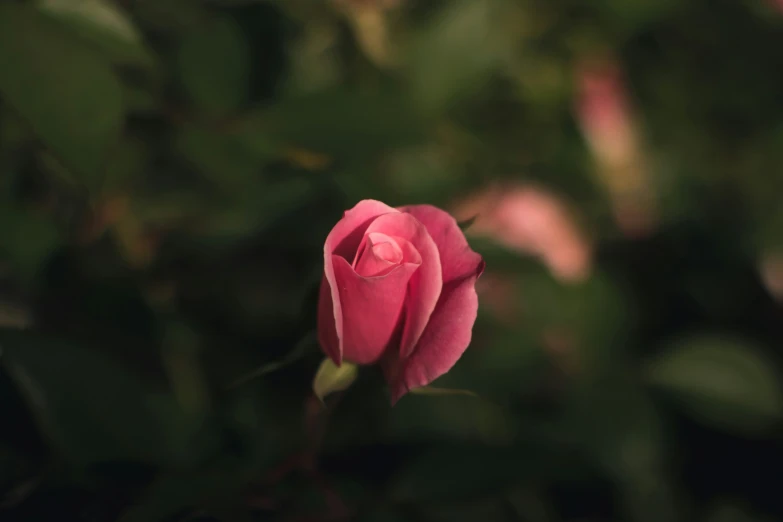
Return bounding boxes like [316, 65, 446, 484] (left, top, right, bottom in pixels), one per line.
[455, 185, 592, 283]
[577, 62, 636, 167]
[575, 58, 657, 237]
[760, 252, 783, 301]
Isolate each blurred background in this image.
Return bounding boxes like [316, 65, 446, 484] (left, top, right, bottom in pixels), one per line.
[1, 0, 783, 521]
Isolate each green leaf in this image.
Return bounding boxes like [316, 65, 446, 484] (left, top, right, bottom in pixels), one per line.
[177, 17, 250, 114]
[230, 331, 317, 388]
[174, 124, 271, 186]
[0, 204, 62, 284]
[646, 335, 783, 434]
[312, 357, 358, 402]
[457, 215, 478, 231]
[408, 0, 507, 114]
[38, 0, 155, 67]
[0, 4, 124, 186]
[0, 330, 180, 465]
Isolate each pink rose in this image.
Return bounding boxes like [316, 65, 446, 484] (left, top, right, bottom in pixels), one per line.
[318, 200, 485, 403]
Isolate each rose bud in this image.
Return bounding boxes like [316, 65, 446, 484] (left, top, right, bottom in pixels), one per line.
[318, 200, 485, 403]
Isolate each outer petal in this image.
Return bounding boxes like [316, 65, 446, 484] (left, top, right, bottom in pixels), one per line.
[332, 255, 419, 365]
[389, 205, 486, 402]
[317, 274, 340, 364]
[365, 213, 442, 359]
[387, 267, 484, 403]
[399, 205, 483, 284]
[323, 200, 399, 364]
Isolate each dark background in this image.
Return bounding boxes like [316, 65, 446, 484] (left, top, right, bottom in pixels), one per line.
[1, 0, 783, 521]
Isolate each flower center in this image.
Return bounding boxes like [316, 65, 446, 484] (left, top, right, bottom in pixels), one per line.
[353, 232, 403, 277]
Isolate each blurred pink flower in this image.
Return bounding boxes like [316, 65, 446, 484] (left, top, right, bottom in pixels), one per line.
[455, 184, 592, 283]
[759, 252, 783, 301]
[575, 59, 657, 237]
[577, 63, 636, 167]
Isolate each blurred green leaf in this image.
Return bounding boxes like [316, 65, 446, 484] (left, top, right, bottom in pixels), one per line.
[518, 269, 631, 374]
[706, 502, 774, 522]
[284, 21, 341, 95]
[0, 204, 61, 284]
[505, 487, 556, 522]
[174, 124, 270, 186]
[0, 3, 124, 186]
[104, 137, 150, 192]
[177, 16, 250, 114]
[708, 503, 758, 522]
[388, 393, 514, 444]
[192, 177, 314, 248]
[130, 0, 211, 34]
[117, 466, 250, 522]
[432, 324, 545, 400]
[562, 374, 680, 522]
[408, 0, 507, 114]
[389, 443, 521, 502]
[38, 0, 155, 67]
[0, 330, 180, 465]
[122, 83, 159, 114]
[313, 357, 358, 402]
[260, 88, 427, 158]
[646, 335, 783, 434]
[384, 145, 462, 203]
[600, 0, 682, 34]
[162, 320, 209, 415]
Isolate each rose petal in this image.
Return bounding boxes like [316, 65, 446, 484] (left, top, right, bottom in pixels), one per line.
[353, 232, 404, 277]
[317, 275, 340, 363]
[332, 254, 420, 365]
[388, 263, 485, 404]
[323, 200, 399, 365]
[388, 205, 485, 401]
[365, 213, 442, 360]
[399, 205, 484, 284]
